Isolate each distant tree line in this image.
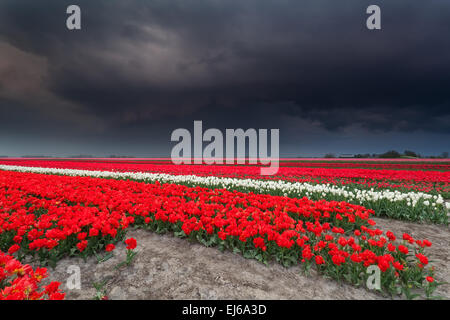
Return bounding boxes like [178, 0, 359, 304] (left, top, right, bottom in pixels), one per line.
[323, 151, 449, 159]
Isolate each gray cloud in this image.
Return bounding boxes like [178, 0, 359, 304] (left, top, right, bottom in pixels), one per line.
[0, 0, 449, 155]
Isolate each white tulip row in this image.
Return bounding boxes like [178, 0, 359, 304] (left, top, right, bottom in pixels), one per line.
[1, 164, 448, 212]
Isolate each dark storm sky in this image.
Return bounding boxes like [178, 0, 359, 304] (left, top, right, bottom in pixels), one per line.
[0, 0, 449, 157]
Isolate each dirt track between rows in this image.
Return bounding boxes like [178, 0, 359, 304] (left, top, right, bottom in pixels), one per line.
[39, 216, 449, 300]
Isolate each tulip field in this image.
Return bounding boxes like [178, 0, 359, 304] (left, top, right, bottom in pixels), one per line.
[0, 158, 449, 300]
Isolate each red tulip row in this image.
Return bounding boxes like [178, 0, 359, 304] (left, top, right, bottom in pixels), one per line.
[98, 160, 446, 170]
[0, 170, 439, 298]
[0, 250, 65, 300]
[1, 160, 448, 195]
[274, 161, 450, 170]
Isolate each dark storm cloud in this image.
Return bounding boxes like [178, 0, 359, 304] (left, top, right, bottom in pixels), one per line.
[0, 0, 449, 156]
